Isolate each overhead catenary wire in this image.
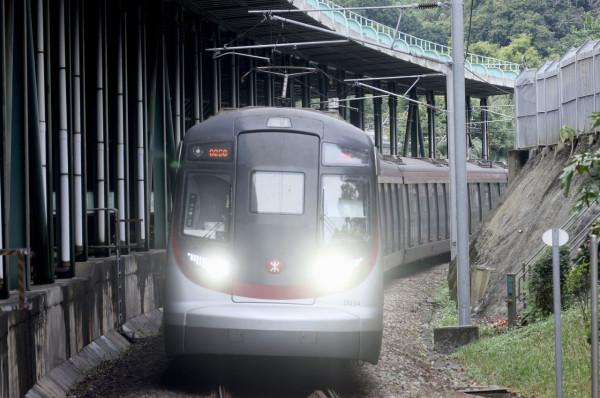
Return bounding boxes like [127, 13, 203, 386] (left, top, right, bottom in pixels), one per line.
[354, 82, 448, 113]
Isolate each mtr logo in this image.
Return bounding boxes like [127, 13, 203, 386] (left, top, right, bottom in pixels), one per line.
[266, 260, 284, 274]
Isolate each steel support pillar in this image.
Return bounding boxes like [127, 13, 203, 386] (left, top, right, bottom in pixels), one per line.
[212, 38, 220, 114]
[337, 70, 347, 119]
[374, 93, 382, 153]
[427, 90, 436, 158]
[388, 82, 398, 155]
[302, 63, 311, 108]
[466, 96, 472, 159]
[193, 20, 203, 123]
[319, 65, 327, 110]
[404, 88, 424, 157]
[349, 80, 363, 130]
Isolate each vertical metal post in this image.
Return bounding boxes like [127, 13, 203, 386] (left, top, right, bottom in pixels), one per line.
[174, 8, 181, 146]
[231, 45, 238, 108]
[73, 0, 84, 256]
[136, 3, 147, 247]
[452, 0, 470, 325]
[212, 39, 219, 113]
[193, 21, 201, 123]
[552, 229, 563, 398]
[249, 53, 257, 107]
[35, 0, 47, 218]
[58, 0, 71, 268]
[591, 234, 598, 398]
[507, 273, 517, 328]
[446, 67, 457, 261]
[117, 6, 126, 245]
[96, 0, 107, 246]
[481, 97, 489, 160]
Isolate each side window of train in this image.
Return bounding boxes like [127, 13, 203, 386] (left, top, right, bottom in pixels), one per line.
[481, 183, 492, 218]
[182, 174, 231, 240]
[490, 182, 501, 207]
[438, 183, 448, 239]
[384, 184, 394, 254]
[419, 184, 428, 244]
[468, 183, 481, 233]
[428, 183, 438, 242]
[407, 184, 419, 247]
[391, 184, 401, 252]
[322, 175, 370, 245]
[378, 184, 388, 253]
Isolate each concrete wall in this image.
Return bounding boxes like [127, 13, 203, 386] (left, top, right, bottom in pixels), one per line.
[0, 250, 165, 398]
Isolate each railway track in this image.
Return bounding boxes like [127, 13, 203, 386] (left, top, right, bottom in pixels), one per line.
[309, 388, 341, 398]
[208, 384, 340, 398]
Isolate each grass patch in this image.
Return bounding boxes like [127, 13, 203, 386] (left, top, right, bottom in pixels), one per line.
[430, 284, 594, 397]
[429, 284, 458, 330]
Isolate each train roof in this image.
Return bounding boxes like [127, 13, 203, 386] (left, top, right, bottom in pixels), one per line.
[378, 154, 508, 184]
[184, 106, 372, 150]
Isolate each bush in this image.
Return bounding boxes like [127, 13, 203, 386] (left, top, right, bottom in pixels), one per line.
[525, 245, 571, 320]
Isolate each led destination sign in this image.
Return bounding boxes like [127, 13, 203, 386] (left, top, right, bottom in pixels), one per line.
[187, 142, 233, 162]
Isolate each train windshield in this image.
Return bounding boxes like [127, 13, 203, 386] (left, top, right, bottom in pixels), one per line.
[250, 171, 304, 214]
[182, 174, 231, 240]
[322, 175, 369, 244]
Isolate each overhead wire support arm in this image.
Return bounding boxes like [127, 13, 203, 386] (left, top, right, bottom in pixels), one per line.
[344, 73, 446, 82]
[212, 51, 271, 62]
[355, 82, 447, 113]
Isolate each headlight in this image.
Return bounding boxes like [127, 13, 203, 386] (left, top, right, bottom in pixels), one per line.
[312, 250, 363, 290]
[187, 252, 230, 280]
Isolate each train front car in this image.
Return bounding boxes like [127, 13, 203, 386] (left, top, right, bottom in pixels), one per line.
[164, 107, 383, 364]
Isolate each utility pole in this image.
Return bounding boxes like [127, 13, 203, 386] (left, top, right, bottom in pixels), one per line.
[451, 0, 470, 326]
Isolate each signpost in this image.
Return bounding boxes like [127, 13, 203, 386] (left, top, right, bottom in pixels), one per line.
[542, 228, 568, 398]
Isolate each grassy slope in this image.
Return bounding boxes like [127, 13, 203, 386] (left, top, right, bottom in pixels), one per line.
[431, 285, 594, 397]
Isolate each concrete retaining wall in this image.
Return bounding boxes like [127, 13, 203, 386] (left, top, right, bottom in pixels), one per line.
[0, 250, 165, 398]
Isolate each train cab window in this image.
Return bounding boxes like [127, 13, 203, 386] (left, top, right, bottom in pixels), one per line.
[250, 171, 304, 214]
[182, 174, 231, 240]
[321, 176, 369, 244]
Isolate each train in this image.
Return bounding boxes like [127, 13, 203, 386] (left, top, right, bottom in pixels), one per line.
[163, 106, 508, 364]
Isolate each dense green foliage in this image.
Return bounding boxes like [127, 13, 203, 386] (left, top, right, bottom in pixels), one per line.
[335, 0, 600, 67]
[523, 245, 571, 321]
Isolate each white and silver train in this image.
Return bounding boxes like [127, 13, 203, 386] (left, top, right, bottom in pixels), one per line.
[163, 107, 507, 364]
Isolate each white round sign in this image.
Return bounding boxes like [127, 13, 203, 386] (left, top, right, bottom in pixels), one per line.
[542, 229, 569, 246]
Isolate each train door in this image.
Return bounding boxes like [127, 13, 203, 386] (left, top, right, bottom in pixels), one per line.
[232, 132, 319, 303]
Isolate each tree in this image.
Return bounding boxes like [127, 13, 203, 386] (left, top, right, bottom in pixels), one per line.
[560, 112, 600, 215]
[571, 11, 600, 44]
[498, 34, 544, 68]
